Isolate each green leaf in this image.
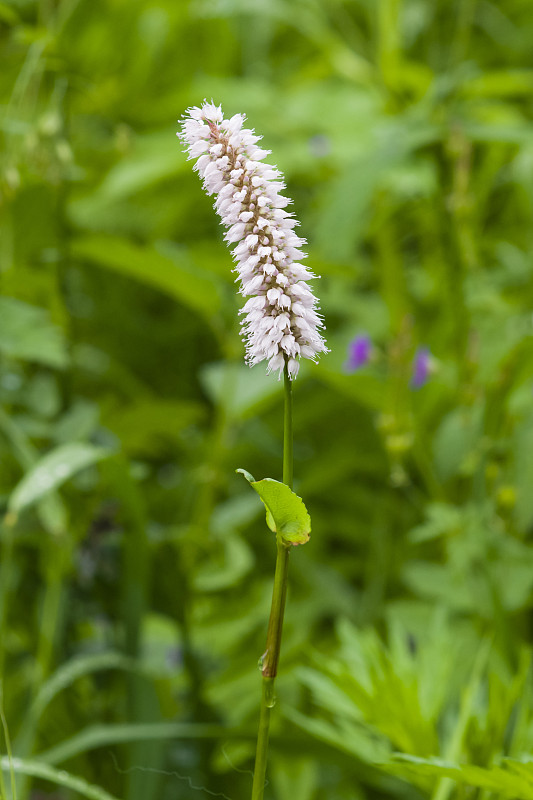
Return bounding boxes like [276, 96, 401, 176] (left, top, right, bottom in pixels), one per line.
[0, 757, 120, 800]
[97, 131, 186, 201]
[0, 3, 20, 25]
[286, 706, 390, 765]
[103, 398, 203, 456]
[0, 297, 68, 368]
[314, 120, 438, 261]
[200, 361, 282, 420]
[0, 408, 68, 534]
[463, 69, 533, 98]
[432, 406, 483, 480]
[8, 443, 111, 517]
[194, 531, 254, 592]
[36, 723, 230, 766]
[30, 652, 135, 721]
[408, 503, 462, 544]
[387, 754, 533, 799]
[71, 235, 222, 320]
[271, 753, 318, 800]
[237, 469, 311, 545]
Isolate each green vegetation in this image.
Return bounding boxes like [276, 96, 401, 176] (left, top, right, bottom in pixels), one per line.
[3, 0, 533, 798]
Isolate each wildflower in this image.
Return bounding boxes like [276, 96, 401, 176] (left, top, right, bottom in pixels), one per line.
[411, 346, 431, 389]
[178, 101, 328, 380]
[345, 333, 372, 372]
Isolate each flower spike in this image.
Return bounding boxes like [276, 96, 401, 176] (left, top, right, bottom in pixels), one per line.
[178, 101, 328, 379]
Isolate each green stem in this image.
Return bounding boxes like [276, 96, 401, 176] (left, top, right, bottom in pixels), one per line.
[251, 364, 293, 800]
[251, 678, 274, 800]
[283, 363, 293, 490]
[262, 540, 290, 679]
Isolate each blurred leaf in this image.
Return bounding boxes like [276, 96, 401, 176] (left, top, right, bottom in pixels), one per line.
[317, 366, 385, 411]
[30, 651, 135, 721]
[315, 119, 438, 260]
[140, 614, 181, 674]
[408, 503, 462, 543]
[200, 361, 282, 419]
[194, 531, 254, 591]
[103, 398, 203, 455]
[0, 3, 19, 25]
[0, 408, 68, 534]
[388, 754, 533, 798]
[464, 121, 532, 144]
[271, 754, 318, 800]
[0, 297, 68, 368]
[96, 131, 186, 201]
[37, 722, 230, 766]
[71, 235, 222, 320]
[25, 374, 61, 419]
[0, 757, 120, 800]
[53, 401, 100, 444]
[432, 407, 483, 480]
[286, 705, 390, 766]
[8, 443, 111, 516]
[402, 562, 472, 611]
[463, 69, 533, 97]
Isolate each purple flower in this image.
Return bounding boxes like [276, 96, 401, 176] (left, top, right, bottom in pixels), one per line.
[411, 346, 431, 389]
[345, 334, 372, 372]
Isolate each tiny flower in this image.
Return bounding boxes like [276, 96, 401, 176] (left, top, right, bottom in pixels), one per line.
[411, 346, 431, 389]
[345, 334, 372, 372]
[178, 101, 328, 379]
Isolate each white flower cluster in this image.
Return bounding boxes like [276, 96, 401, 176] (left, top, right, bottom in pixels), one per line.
[178, 101, 328, 380]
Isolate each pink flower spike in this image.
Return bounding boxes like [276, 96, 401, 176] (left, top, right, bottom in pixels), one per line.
[178, 101, 328, 379]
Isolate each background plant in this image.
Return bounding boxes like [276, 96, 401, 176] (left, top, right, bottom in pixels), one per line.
[2, 1, 533, 799]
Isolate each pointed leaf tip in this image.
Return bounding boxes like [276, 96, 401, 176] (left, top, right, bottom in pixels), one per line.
[236, 467, 256, 483]
[237, 469, 311, 546]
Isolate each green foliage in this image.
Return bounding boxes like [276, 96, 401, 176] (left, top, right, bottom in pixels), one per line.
[0, 298, 68, 368]
[71, 235, 224, 322]
[3, 0, 533, 798]
[8, 442, 111, 517]
[389, 755, 533, 799]
[237, 469, 311, 545]
[0, 757, 121, 800]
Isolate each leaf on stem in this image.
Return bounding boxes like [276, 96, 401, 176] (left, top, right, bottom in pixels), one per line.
[236, 469, 311, 546]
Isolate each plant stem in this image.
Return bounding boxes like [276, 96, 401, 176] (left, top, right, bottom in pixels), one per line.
[251, 364, 293, 800]
[283, 362, 293, 490]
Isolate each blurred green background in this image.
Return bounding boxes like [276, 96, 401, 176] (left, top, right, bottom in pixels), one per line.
[3, 0, 533, 798]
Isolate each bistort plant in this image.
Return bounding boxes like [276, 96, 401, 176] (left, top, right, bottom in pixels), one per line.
[179, 101, 328, 800]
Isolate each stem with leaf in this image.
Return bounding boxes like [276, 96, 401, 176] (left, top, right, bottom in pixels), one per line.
[251, 363, 293, 800]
